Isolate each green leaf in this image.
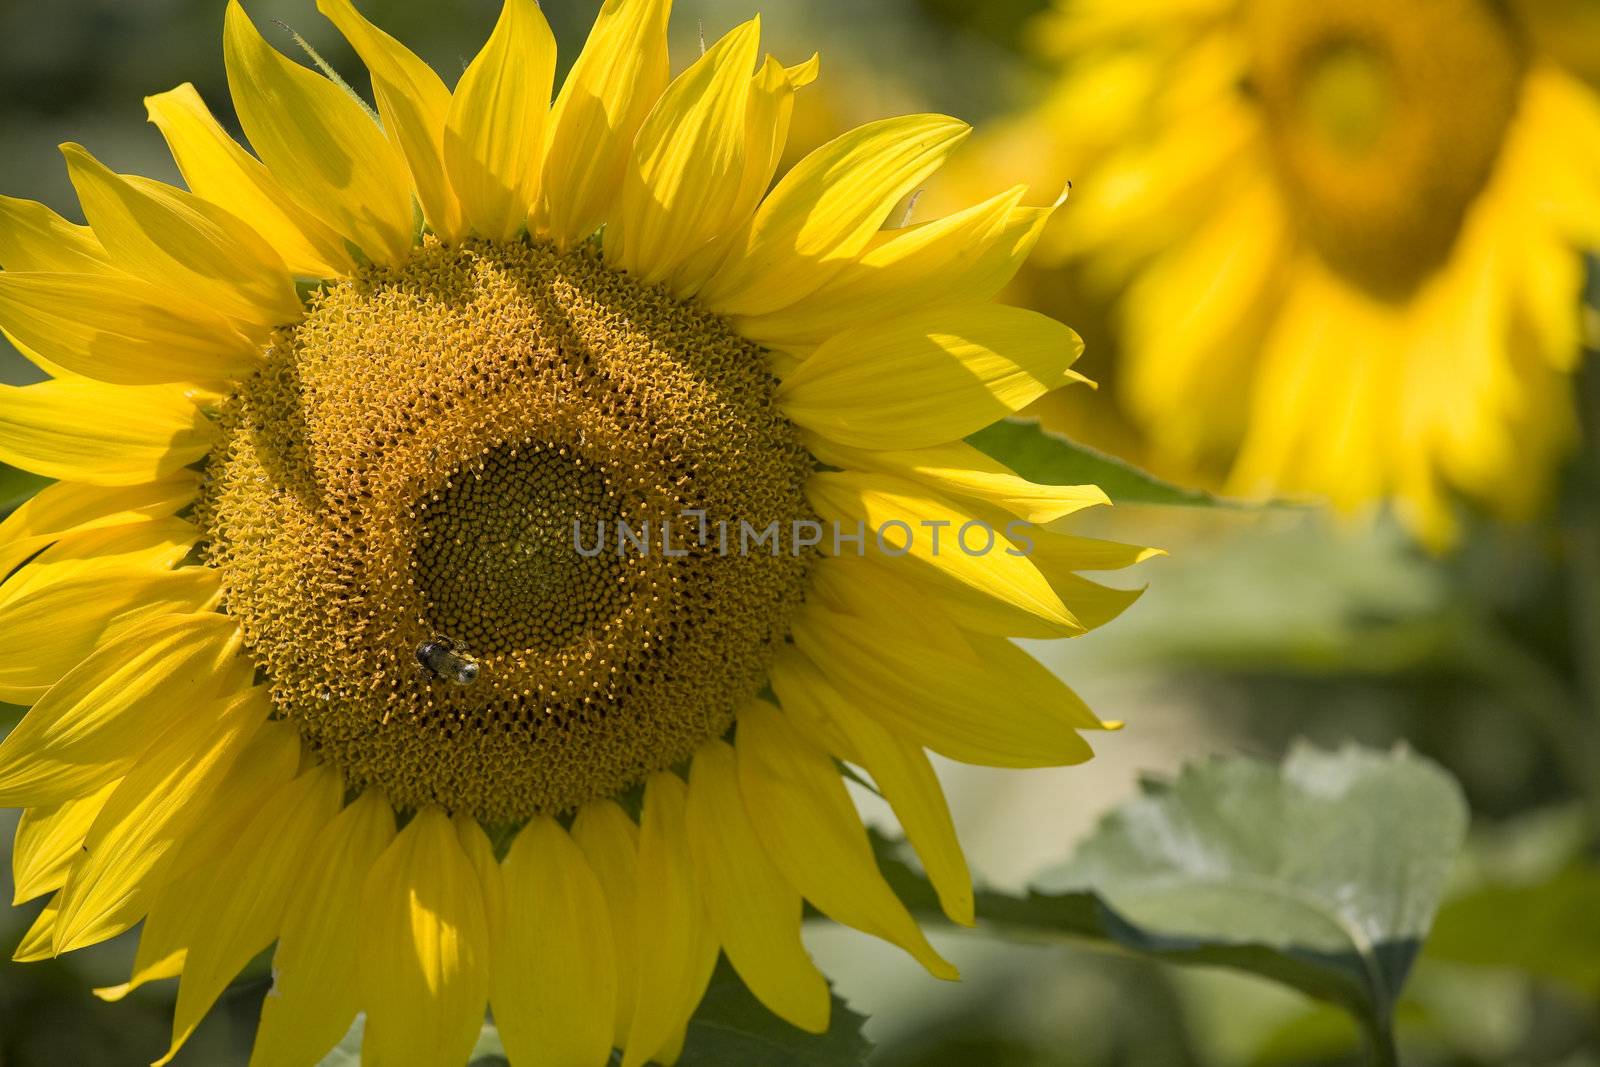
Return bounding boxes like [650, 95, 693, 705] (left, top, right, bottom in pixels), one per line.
[966, 417, 1249, 508]
[882, 744, 1468, 1062]
[319, 961, 872, 1067]
[1429, 864, 1600, 993]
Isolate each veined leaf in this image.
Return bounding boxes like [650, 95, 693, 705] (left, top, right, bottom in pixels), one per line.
[880, 744, 1468, 1062]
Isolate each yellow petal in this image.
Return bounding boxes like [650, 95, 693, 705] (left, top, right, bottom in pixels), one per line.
[493, 816, 618, 1067]
[779, 305, 1086, 450]
[318, 0, 463, 239]
[770, 656, 972, 926]
[0, 194, 114, 272]
[0, 380, 213, 485]
[157, 764, 344, 1066]
[807, 470, 1080, 631]
[541, 0, 671, 247]
[792, 604, 1102, 766]
[223, 0, 414, 265]
[1036, 570, 1146, 632]
[668, 53, 818, 293]
[11, 781, 118, 904]
[62, 143, 301, 330]
[735, 699, 957, 979]
[454, 814, 505, 939]
[725, 55, 820, 234]
[685, 740, 830, 1033]
[0, 563, 216, 706]
[0, 515, 206, 700]
[570, 799, 641, 1049]
[1029, 531, 1166, 573]
[0, 271, 259, 386]
[144, 83, 353, 278]
[13, 894, 62, 962]
[810, 523, 1148, 641]
[0, 517, 198, 612]
[52, 682, 266, 954]
[606, 20, 761, 286]
[737, 184, 1056, 346]
[623, 772, 718, 1067]
[696, 114, 971, 316]
[250, 791, 396, 1067]
[0, 612, 242, 807]
[444, 0, 557, 242]
[93, 717, 302, 1003]
[0, 475, 199, 595]
[809, 436, 1110, 526]
[360, 806, 491, 1067]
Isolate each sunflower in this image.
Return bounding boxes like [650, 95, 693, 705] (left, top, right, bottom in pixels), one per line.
[0, 1, 1152, 1064]
[979, 0, 1600, 546]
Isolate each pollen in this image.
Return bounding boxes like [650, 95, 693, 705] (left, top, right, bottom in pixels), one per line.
[198, 238, 817, 822]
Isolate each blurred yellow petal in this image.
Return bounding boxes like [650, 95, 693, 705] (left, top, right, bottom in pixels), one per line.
[606, 19, 761, 285]
[779, 305, 1087, 450]
[360, 806, 491, 1067]
[0, 380, 212, 485]
[0, 612, 242, 808]
[144, 83, 353, 278]
[623, 772, 718, 1067]
[697, 115, 971, 316]
[223, 0, 414, 264]
[444, 0, 557, 241]
[0, 272, 258, 386]
[318, 0, 463, 239]
[250, 790, 396, 1067]
[493, 816, 617, 1067]
[542, 0, 671, 247]
[62, 143, 301, 330]
[685, 740, 830, 1033]
[735, 700, 957, 979]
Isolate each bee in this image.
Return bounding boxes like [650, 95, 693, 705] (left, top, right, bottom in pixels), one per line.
[416, 638, 481, 686]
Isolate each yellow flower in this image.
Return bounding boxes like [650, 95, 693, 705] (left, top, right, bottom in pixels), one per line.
[985, 0, 1600, 547]
[0, 1, 1151, 1064]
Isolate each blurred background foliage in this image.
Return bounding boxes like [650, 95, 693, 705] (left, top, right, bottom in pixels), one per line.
[1, 0, 1598, 1064]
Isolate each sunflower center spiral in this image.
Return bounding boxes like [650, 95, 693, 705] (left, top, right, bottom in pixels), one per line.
[1244, 0, 1526, 298]
[199, 239, 817, 822]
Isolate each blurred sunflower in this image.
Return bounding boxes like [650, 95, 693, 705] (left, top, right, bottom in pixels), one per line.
[984, 0, 1600, 546]
[0, 1, 1153, 1064]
